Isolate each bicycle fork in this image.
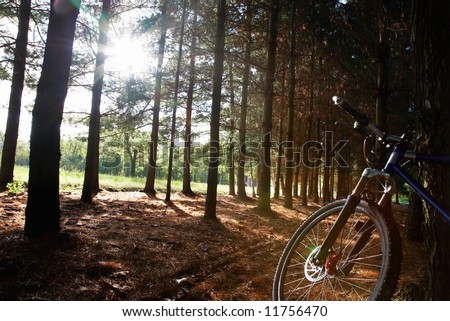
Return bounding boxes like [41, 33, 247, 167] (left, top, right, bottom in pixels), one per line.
[312, 168, 393, 267]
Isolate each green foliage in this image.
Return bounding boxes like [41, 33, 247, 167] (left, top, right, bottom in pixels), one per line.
[0, 68, 9, 80]
[6, 180, 24, 195]
[60, 138, 86, 172]
[14, 165, 230, 195]
[0, 0, 46, 85]
[138, 14, 162, 33]
[14, 140, 30, 166]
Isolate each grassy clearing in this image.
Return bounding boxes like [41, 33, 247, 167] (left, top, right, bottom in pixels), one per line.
[12, 166, 231, 195]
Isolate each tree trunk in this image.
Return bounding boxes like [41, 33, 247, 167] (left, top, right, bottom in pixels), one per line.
[144, 0, 168, 196]
[250, 158, 256, 197]
[322, 110, 331, 203]
[274, 71, 285, 199]
[130, 149, 137, 178]
[81, 0, 110, 202]
[237, 0, 252, 198]
[228, 142, 235, 195]
[227, 61, 236, 196]
[293, 151, 300, 197]
[0, 0, 31, 191]
[280, 173, 285, 195]
[166, 0, 187, 202]
[182, 9, 198, 196]
[312, 118, 320, 203]
[273, 116, 283, 199]
[24, 0, 80, 238]
[204, 0, 226, 219]
[375, 5, 390, 167]
[257, 0, 279, 212]
[412, 0, 450, 300]
[330, 162, 335, 200]
[284, 0, 297, 209]
[301, 142, 309, 205]
[123, 133, 137, 177]
[406, 190, 424, 241]
[302, 8, 316, 205]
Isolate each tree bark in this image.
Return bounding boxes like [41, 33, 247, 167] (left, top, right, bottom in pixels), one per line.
[250, 158, 256, 197]
[322, 108, 331, 203]
[412, 0, 450, 300]
[273, 110, 283, 199]
[81, 0, 110, 202]
[284, 0, 297, 208]
[237, 0, 252, 198]
[124, 133, 137, 177]
[302, 1, 316, 206]
[257, 0, 279, 212]
[375, 3, 390, 168]
[166, 0, 187, 202]
[204, 0, 226, 219]
[293, 151, 300, 197]
[182, 8, 198, 196]
[144, 0, 168, 196]
[312, 119, 320, 203]
[274, 68, 285, 200]
[0, 0, 31, 191]
[228, 142, 235, 195]
[24, 0, 80, 238]
[301, 138, 309, 205]
[227, 61, 236, 196]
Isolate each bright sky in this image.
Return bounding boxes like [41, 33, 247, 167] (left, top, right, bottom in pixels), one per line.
[0, 20, 154, 142]
[0, 80, 33, 141]
[0, 80, 92, 141]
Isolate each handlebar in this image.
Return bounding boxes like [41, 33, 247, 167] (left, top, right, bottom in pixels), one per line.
[332, 96, 369, 125]
[332, 96, 402, 144]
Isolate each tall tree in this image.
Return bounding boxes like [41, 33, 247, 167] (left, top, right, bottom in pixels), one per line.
[273, 73, 284, 199]
[143, 0, 168, 196]
[0, 0, 31, 191]
[257, 0, 280, 212]
[204, 0, 226, 219]
[166, 0, 188, 202]
[411, 0, 450, 299]
[375, 0, 392, 167]
[284, 0, 297, 209]
[227, 61, 236, 196]
[81, 0, 111, 203]
[24, 0, 81, 238]
[236, 0, 252, 198]
[181, 6, 198, 196]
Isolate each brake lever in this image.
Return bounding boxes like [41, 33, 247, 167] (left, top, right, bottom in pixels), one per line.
[353, 121, 372, 137]
[334, 120, 353, 129]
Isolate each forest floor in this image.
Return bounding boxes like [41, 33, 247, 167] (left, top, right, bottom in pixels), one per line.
[0, 190, 425, 301]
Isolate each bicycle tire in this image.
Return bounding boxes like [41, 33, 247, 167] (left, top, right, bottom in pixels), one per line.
[273, 199, 401, 300]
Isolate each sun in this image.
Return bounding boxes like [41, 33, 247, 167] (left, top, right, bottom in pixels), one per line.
[108, 35, 151, 76]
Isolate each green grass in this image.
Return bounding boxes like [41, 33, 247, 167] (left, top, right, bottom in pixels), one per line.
[11, 166, 29, 183]
[12, 165, 230, 195]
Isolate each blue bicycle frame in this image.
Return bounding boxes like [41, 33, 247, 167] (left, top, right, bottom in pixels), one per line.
[312, 96, 450, 264]
[384, 146, 450, 224]
[313, 146, 450, 264]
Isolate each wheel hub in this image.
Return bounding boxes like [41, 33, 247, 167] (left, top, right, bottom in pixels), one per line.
[305, 247, 340, 281]
[325, 250, 340, 275]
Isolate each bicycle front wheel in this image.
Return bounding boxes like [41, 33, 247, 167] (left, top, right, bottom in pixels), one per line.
[273, 200, 401, 301]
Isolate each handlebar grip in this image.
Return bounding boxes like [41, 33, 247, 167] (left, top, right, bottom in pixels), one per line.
[332, 96, 369, 125]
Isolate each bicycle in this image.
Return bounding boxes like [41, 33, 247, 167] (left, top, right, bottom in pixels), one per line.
[272, 96, 450, 300]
